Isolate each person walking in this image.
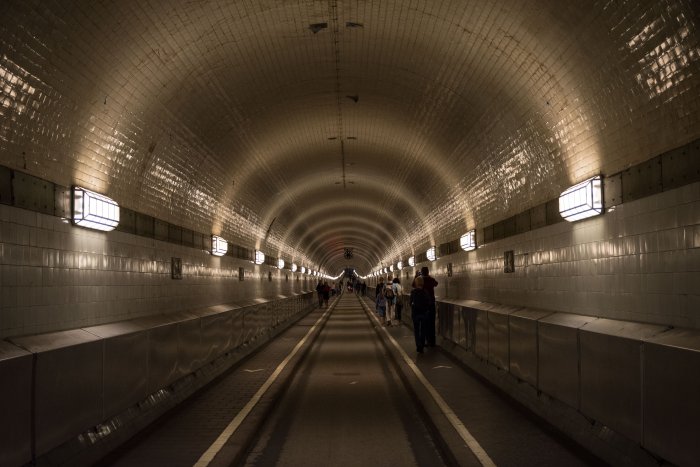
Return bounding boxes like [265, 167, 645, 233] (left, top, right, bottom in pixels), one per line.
[315, 279, 324, 308]
[420, 266, 438, 346]
[392, 277, 403, 323]
[322, 281, 331, 307]
[375, 277, 385, 316]
[410, 276, 431, 353]
[384, 275, 395, 326]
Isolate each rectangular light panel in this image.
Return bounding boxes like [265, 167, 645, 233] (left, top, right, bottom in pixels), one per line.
[460, 229, 476, 251]
[559, 175, 603, 222]
[211, 235, 228, 256]
[72, 186, 119, 231]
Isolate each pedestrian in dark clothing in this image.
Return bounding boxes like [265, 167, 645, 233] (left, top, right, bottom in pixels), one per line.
[410, 276, 431, 353]
[375, 278, 385, 314]
[316, 280, 324, 307]
[322, 281, 331, 307]
[420, 266, 438, 346]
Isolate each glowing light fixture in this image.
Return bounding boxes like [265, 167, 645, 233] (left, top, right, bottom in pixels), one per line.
[301, 266, 306, 274]
[389, 265, 394, 272]
[291, 263, 298, 272]
[408, 256, 415, 267]
[559, 175, 603, 222]
[460, 229, 476, 252]
[211, 235, 228, 256]
[277, 259, 285, 269]
[397, 261, 403, 270]
[72, 186, 119, 231]
[427, 246, 437, 262]
[254, 250, 265, 265]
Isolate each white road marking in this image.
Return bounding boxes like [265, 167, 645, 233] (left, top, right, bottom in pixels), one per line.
[362, 299, 497, 467]
[193, 306, 332, 467]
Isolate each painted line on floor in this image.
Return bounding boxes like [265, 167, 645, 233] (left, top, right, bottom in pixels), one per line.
[193, 304, 333, 467]
[361, 297, 497, 467]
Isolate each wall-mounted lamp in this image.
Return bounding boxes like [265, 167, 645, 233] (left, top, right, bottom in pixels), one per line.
[427, 246, 437, 262]
[277, 259, 285, 269]
[291, 263, 298, 272]
[397, 261, 403, 270]
[408, 256, 415, 267]
[72, 186, 120, 231]
[301, 266, 306, 274]
[559, 175, 603, 222]
[254, 250, 265, 265]
[460, 229, 476, 252]
[389, 265, 394, 272]
[211, 235, 228, 256]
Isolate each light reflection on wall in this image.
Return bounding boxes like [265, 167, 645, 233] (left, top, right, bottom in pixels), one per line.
[628, 6, 699, 99]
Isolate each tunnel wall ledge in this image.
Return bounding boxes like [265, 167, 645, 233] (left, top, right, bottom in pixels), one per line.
[431, 296, 700, 467]
[0, 292, 316, 467]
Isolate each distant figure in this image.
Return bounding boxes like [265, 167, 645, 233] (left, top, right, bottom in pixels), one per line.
[375, 277, 386, 318]
[322, 281, 331, 307]
[420, 266, 438, 346]
[316, 279, 324, 307]
[392, 277, 403, 322]
[410, 276, 431, 353]
[384, 275, 395, 326]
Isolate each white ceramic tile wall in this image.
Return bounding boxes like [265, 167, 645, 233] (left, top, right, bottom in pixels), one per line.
[1, 1, 699, 275]
[0, 204, 313, 338]
[430, 182, 700, 329]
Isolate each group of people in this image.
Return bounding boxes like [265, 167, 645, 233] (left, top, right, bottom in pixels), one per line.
[375, 266, 438, 353]
[374, 275, 404, 326]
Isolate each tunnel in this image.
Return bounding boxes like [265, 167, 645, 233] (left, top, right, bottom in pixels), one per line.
[1, 1, 700, 466]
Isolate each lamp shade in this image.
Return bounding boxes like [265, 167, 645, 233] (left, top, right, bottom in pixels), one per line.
[559, 175, 603, 222]
[211, 235, 228, 256]
[72, 186, 119, 231]
[460, 230, 476, 251]
[254, 250, 265, 264]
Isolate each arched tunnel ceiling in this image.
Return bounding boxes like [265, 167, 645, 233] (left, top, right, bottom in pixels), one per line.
[1, 1, 699, 275]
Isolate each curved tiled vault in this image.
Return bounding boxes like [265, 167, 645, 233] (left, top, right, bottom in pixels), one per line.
[1, 0, 699, 275]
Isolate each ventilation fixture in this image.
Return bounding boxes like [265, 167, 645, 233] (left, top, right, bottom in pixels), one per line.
[72, 186, 120, 231]
[211, 235, 228, 256]
[559, 175, 603, 222]
[460, 230, 476, 252]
